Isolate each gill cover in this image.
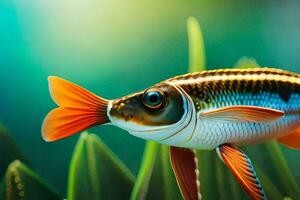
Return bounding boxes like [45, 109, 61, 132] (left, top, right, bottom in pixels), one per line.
[42, 76, 109, 142]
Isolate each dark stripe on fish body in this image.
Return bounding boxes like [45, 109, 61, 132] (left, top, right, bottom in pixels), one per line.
[167, 68, 300, 108]
[278, 81, 293, 102]
[251, 80, 260, 95]
[183, 79, 298, 104]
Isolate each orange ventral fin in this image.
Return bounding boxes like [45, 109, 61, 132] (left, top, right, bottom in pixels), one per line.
[201, 105, 284, 123]
[216, 144, 266, 200]
[169, 146, 201, 200]
[42, 76, 109, 142]
[277, 127, 300, 149]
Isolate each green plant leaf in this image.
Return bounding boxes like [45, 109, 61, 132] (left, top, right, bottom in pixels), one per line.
[130, 143, 181, 200]
[0, 124, 27, 179]
[254, 163, 283, 200]
[130, 141, 159, 200]
[68, 132, 135, 200]
[0, 160, 60, 200]
[187, 16, 206, 72]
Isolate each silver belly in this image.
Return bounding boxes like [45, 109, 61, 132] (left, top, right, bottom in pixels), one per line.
[184, 114, 300, 150]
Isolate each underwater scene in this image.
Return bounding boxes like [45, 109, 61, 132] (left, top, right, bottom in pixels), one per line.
[1, 0, 300, 199]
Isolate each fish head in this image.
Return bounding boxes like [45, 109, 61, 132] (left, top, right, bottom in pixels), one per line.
[108, 83, 195, 143]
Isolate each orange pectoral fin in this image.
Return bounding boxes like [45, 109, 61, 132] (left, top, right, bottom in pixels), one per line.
[216, 144, 266, 200]
[201, 105, 284, 123]
[277, 127, 300, 149]
[169, 146, 200, 200]
[42, 76, 109, 142]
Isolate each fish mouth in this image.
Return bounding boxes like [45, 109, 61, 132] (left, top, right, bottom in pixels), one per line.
[107, 100, 134, 122]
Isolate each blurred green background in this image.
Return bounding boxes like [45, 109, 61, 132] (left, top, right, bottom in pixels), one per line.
[0, 0, 300, 195]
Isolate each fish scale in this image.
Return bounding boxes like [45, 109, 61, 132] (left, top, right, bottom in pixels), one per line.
[167, 68, 300, 149]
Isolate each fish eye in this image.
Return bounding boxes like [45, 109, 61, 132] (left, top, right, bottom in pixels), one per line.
[142, 89, 165, 110]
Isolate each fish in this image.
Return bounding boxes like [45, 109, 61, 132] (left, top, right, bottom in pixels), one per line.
[42, 67, 300, 200]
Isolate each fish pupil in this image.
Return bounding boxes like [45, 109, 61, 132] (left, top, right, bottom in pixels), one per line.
[147, 92, 161, 105]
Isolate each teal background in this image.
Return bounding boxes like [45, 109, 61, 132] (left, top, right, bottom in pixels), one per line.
[0, 0, 300, 195]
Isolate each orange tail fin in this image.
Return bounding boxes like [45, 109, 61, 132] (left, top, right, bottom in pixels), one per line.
[42, 76, 109, 142]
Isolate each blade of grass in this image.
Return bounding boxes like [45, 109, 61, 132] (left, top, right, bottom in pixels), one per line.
[187, 16, 205, 72]
[130, 143, 181, 200]
[68, 132, 135, 200]
[264, 141, 300, 198]
[2, 160, 60, 200]
[254, 164, 284, 200]
[0, 124, 27, 179]
[130, 141, 159, 200]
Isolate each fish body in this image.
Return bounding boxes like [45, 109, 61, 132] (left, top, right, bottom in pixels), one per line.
[42, 67, 300, 150]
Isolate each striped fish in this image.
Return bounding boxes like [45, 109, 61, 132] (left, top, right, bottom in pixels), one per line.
[42, 68, 300, 200]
